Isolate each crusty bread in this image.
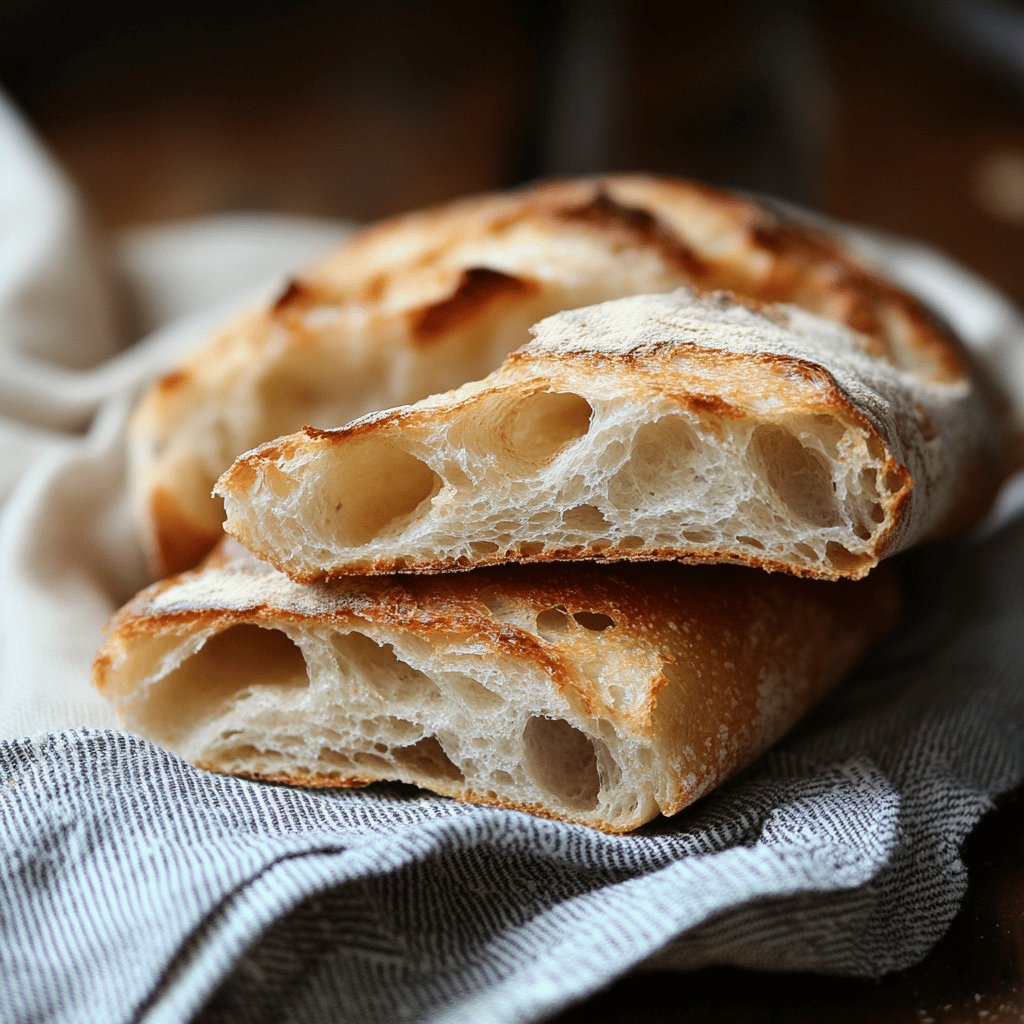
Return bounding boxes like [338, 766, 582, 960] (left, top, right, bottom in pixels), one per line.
[217, 289, 1004, 583]
[130, 175, 980, 577]
[93, 540, 899, 832]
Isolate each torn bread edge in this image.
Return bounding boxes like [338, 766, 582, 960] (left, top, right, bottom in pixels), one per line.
[217, 290, 1004, 583]
[94, 541, 900, 832]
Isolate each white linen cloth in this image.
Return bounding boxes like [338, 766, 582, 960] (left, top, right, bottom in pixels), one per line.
[0, 95, 349, 737]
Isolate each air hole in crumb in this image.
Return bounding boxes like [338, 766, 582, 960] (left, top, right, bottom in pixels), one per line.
[523, 717, 600, 810]
[447, 673, 503, 710]
[682, 529, 714, 543]
[495, 391, 593, 470]
[736, 535, 765, 550]
[323, 439, 442, 547]
[811, 413, 848, 447]
[884, 469, 905, 493]
[851, 469, 885, 538]
[373, 716, 422, 744]
[794, 542, 817, 560]
[491, 770, 515, 786]
[536, 607, 570, 639]
[749, 422, 840, 527]
[218, 743, 268, 766]
[608, 414, 698, 510]
[351, 751, 389, 769]
[573, 611, 615, 632]
[588, 537, 612, 551]
[373, 742, 388, 753]
[518, 541, 545, 557]
[620, 535, 645, 549]
[261, 465, 296, 500]
[561, 504, 609, 532]
[478, 588, 520, 624]
[470, 540, 499, 555]
[393, 736, 463, 782]
[333, 632, 441, 705]
[137, 624, 308, 746]
[859, 466, 881, 501]
[825, 541, 870, 572]
[316, 748, 353, 769]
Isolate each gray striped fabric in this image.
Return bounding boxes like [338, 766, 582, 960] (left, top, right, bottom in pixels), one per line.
[2, 518, 1024, 1024]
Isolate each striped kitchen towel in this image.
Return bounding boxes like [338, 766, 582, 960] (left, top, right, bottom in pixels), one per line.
[3, 516, 1024, 1023]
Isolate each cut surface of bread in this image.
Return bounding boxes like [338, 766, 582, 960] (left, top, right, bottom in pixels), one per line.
[93, 541, 899, 832]
[131, 174, 981, 577]
[218, 289, 1004, 583]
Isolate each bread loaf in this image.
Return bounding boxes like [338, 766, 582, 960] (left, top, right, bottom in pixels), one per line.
[217, 289, 1004, 582]
[94, 541, 899, 832]
[130, 176, 980, 577]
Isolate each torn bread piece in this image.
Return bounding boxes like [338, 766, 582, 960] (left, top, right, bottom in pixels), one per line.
[93, 541, 899, 832]
[131, 174, 981, 577]
[218, 289, 1005, 583]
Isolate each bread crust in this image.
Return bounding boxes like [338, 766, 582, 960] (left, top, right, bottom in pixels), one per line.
[94, 541, 900, 832]
[130, 175, 998, 577]
[218, 287, 998, 582]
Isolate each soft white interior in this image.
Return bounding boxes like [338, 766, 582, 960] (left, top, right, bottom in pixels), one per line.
[119, 618, 662, 829]
[136, 227, 686, 542]
[234, 385, 900, 577]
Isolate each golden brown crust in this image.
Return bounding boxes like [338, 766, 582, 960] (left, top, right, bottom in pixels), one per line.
[132, 173, 1003, 578]
[408, 267, 539, 343]
[149, 488, 225, 582]
[99, 553, 898, 709]
[525, 176, 968, 381]
[220, 309, 928, 583]
[551, 189, 710, 278]
[155, 370, 191, 395]
[271, 544, 875, 584]
[193, 764, 655, 834]
[270, 278, 318, 314]
[94, 541, 901, 832]
[194, 764, 377, 791]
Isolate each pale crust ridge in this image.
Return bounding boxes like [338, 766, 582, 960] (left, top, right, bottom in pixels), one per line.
[130, 175, 986, 577]
[217, 289, 1003, 582]
[93, 541, 900, 832]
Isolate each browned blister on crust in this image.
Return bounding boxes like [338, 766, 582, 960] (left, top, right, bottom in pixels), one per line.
[217, 287, 1002, 582]
[94, 541, 900, 832]
[130, 175, 997, 577]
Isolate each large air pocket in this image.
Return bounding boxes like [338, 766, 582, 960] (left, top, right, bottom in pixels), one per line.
[323, 439, 442, 546]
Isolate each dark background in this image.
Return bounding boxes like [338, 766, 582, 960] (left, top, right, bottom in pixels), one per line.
[3, 0, 1023, 302]
[2, 1, 1022, 1020]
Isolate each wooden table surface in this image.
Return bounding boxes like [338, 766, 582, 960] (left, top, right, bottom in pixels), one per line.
[6, 1, 1022, 1018]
